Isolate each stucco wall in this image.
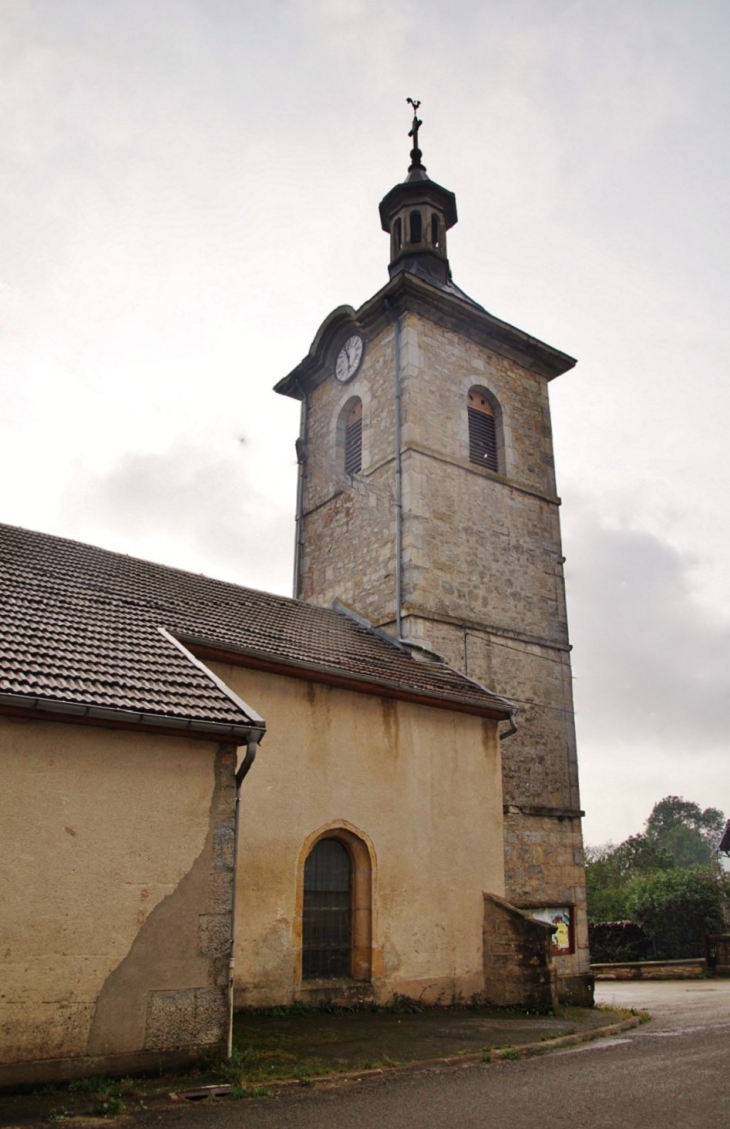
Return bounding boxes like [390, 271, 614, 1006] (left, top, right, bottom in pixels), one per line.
[0, 716, 236, 1085]
[209, 663, 505, 1007]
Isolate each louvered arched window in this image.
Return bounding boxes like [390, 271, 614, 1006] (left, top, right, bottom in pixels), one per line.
[467, 388, 500, 473]
[343, 398, 362, 475]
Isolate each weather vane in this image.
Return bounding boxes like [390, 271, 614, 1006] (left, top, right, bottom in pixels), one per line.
[406, 97, 423, 168]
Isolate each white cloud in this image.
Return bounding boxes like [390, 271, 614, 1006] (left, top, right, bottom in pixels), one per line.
[564, 504, 730, 842]
[60, 440, 295, 594]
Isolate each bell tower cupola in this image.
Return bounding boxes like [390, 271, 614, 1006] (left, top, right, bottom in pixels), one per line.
[379, 99, 458, 286]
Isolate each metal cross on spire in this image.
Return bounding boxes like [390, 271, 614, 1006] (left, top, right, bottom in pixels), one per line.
[406, 97, 423, 169]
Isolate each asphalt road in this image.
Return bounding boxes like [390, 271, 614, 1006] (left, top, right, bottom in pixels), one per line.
[132, 981, 730, 1129]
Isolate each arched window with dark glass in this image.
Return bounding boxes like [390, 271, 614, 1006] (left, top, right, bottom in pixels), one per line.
[409, 209, 422, 244]
[431, 213, 441, 249]
[344, 398, 362, 475]
[302, 838, 352, 980]
[468, 388, 499, 472]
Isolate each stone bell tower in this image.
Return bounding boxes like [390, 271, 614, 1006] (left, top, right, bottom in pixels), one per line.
[275, 104, 593, 1004]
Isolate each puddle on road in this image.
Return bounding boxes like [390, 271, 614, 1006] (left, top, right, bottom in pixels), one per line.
[642, 1020, 730, 1038]
[554, 1038, 632, 1056]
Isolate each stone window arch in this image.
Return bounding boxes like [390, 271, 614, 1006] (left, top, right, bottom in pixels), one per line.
[337, 396, 363, 476]
[296, 824, 374, 983]
[467, 386, 504, 474]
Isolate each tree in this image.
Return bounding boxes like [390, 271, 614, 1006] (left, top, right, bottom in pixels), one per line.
[585, 835, 674, 923]
[644, 796, 726, 868]
[610, 834, 676, 876]
[585, 796, 726, 926]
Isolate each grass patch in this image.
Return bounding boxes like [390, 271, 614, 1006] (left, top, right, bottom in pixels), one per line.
[91, 1095, 126, 1117]
[218, 1044, 334, 1087]
[229, 1085, 274, 1099]
[360, 1055, 400, 1070]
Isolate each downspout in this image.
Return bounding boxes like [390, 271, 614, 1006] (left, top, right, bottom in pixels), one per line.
[292, 382, 308, 599]
[500, 714, 518, 740]
[383, 298, 403, 640]
[228, 729, 263, 1059]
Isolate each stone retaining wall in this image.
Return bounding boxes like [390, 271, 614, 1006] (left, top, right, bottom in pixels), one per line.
[592, 959, 707, 981]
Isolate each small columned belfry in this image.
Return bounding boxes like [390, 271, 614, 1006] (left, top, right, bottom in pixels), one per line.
[378, 99, 458, 286]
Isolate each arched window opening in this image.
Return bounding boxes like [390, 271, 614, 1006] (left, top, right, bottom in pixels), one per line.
[468, 388, 499, 472]
[303, 838, 352, 980]
[393, 217, 402, 254]
[344, 398, 362, 475]
[409, 209, 422, 244]
[431, 213, 441, 249]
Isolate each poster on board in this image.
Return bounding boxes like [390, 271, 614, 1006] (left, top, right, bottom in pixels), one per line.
[528, 907, 573, 955]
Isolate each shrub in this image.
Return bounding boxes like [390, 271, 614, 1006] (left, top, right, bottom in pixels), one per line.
[624, 867, 728, 960]
[589, 921, 653, 963]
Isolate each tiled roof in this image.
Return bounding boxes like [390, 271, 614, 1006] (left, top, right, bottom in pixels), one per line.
[0, 524, 513, 734]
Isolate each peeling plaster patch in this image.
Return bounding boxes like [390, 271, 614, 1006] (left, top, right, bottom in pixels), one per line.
[87, 746, 235, 1058]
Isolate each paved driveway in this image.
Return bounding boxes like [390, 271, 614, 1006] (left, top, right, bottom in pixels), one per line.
[595, 976, 730, 1029]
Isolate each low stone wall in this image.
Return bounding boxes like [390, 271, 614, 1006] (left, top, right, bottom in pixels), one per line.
[482, 893, 557, 1012]
[592, 958, 707, 981]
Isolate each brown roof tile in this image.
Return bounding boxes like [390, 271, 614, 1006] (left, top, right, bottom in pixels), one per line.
[0, 524, 513, 731]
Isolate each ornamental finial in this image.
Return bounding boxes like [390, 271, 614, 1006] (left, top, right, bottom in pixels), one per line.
[406, 97, 423, 169]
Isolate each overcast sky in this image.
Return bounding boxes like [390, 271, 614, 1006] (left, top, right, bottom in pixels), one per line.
[2, 0, 728, 846]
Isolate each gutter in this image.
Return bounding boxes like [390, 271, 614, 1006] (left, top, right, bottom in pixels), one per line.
[292, 379, 308, 599]
[0, 692, 258, 744]
[228, 727, 264, 1059]
[500, 716, 518, 740]
[383, 297, 403, 639]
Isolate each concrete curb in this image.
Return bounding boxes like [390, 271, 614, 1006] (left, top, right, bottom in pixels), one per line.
[169, 1015, 647, 1103]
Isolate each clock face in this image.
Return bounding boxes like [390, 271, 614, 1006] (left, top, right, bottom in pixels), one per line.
[335, 334, 364, 383]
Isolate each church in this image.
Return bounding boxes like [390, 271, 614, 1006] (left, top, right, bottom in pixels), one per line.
[0, 107, 591, 1086]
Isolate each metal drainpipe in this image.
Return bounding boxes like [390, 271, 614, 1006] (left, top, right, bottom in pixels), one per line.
[227, 731, 263, 1059]
[292, 383, 308, 599]
[384, 298, 403, 640]
[500, 715, 518, 740]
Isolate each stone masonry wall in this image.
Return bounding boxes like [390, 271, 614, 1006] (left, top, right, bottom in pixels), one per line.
[300, 321, 398, 622]
[482, 894, 557, 1011]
